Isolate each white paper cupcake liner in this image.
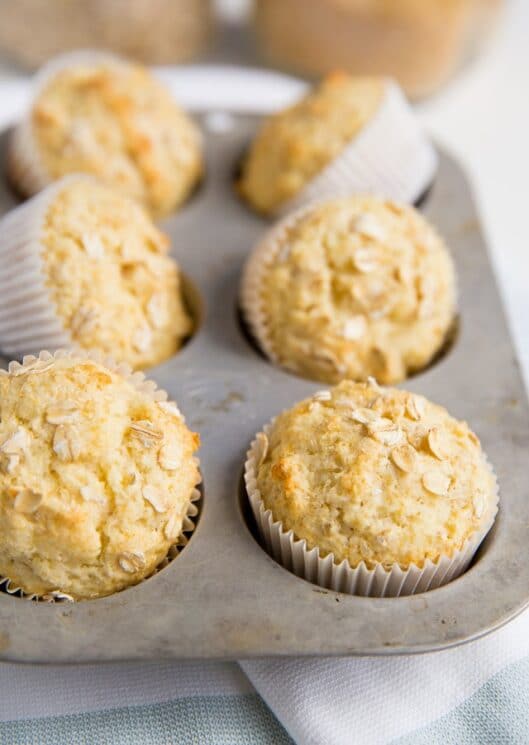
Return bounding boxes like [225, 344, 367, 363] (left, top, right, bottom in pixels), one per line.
[0, 175, 93, 358]
[240, 204, 313, 371]
[277, 80, 438, 218]
[7, 50, 130, 198]
[0, 348, 202, 602]
[244, 415, 498, 598]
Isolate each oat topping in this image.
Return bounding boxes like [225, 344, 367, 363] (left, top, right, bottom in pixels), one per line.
[158, 445, 180, 471]
[422, 471, 451, 496]
[164, 511, 181, 540]
[352, 213, 387, 242]
[129, 420, 164, 447]
[427, 428, 447, 460]
[406, 394, 426, 421]
[366, 376, 381, 391]
[81, 232, 105, 260]
[342, 316, 367, 340]
[14, 489, 42, 513]
[349, 408, 381, 425]
[53, 425, 82, 462]
[0, 453, 20, 474]
[0, 427, 30, 454]
[352, 248, 378, 274]
[255, 432, 269, 468]
[369, 427, 403, 447]
[390, 443, 417, 472]
[311, 349, 346, 374]
[312, 390, 332, 402]
[146, 293, 167, 329]
[118, 551, 146, 573]
[157, 401, 182, 419]
[142, 485, 169, 512]
[46, 401, 80, 425]
[366, 416, 394, 433]
[42, 591, 75, 602]
[132, 324, 153, 353]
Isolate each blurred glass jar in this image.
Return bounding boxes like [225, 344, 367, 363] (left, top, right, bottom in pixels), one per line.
[254, 0, 504, 99]
[0, 0, 213, 69]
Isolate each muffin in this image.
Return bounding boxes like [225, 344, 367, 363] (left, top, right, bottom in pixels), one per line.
[237, 72, 437, 216]
[0, 0, 213, 70]
[245, 380, 498, 597]
[0, 350, 201, 600]
[241, 196, 456, 385]
[8, 51, 203, 217]
[254, 0, 501, 99]
[0, 175, 192, 369]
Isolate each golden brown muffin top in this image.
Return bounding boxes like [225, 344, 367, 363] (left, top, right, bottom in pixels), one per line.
[256, 380, 497, 569]
[238, 72, 384, 214]
[41, 177, 192, 370]
[242, 196, 456, 384]
[0, 353, 200, 599]
[31, 58, 203, 216]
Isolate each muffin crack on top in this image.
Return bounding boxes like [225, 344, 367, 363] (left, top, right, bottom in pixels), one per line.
[0, 353, 200, 600]
[241, 195, 456, 385]
[252, 380, 497, 574]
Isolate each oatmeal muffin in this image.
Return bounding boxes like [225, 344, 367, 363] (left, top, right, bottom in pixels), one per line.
[246, 380, 497, 591]
[0, 351, 200, 600]
[0, 176, 192, 369]
[0, 0, 213, 70]
[8, 52, 203, 217]
[237, 72, 436, 215]
[241, 196, 456, 385]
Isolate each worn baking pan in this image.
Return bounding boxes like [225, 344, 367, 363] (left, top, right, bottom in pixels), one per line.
[0, 67, 527, 663]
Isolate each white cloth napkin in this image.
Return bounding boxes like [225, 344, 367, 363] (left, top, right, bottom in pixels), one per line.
[2, 609, 529, 744]
[241, 607, 529, 744]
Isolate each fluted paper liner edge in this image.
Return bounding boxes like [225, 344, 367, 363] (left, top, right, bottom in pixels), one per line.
[244, 415, 498, 598]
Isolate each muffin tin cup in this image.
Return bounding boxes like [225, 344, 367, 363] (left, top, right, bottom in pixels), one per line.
[244, 417, 499, 598]
[0, 175, 90, 358]
[277, 80, 438, 218]
[0, 348, 201, 602]
[7, 49, 129, 198]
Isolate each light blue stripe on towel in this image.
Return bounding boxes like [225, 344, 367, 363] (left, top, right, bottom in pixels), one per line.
[395, 655, 529, 745]
[0, 693, 293, 745]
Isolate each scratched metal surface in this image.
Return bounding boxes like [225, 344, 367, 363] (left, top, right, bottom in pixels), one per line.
[0, 115, 527, 663]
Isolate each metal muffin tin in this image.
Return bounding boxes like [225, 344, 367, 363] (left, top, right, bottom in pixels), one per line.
[0, 105, 528, 664]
